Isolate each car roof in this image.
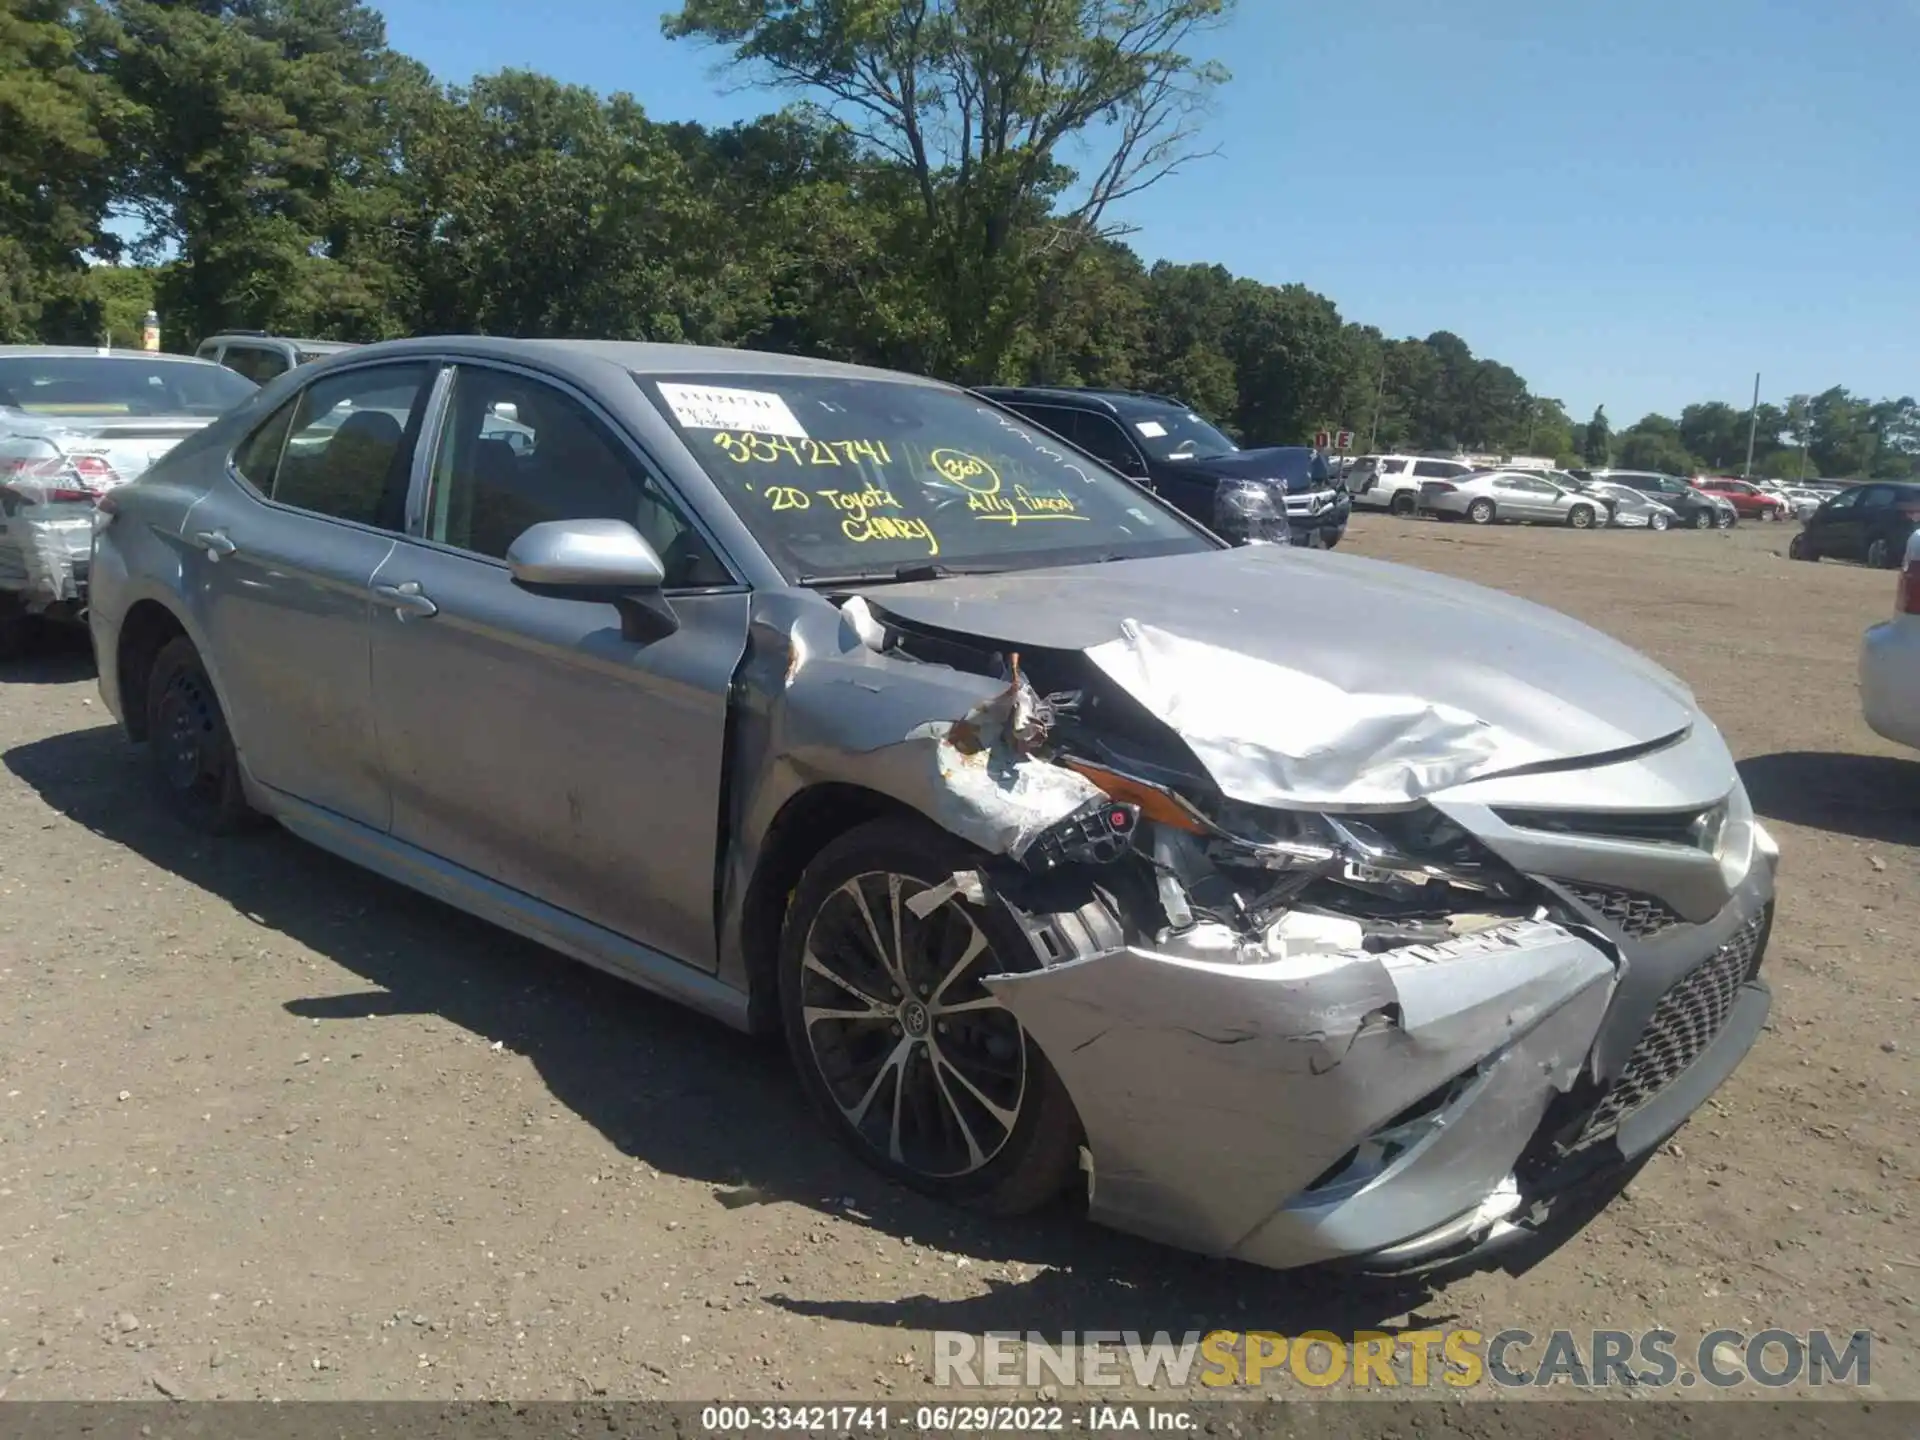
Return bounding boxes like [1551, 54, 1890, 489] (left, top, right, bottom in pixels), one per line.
[314, 336, 948, 388]
[0, 345, 232, 368]
[975, 385, 1192, 415]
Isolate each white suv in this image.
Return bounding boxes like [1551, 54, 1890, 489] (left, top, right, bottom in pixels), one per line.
[1350, 454, 1477, 515]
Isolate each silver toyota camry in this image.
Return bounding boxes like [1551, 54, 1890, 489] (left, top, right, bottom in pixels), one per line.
[89, 338, 1778, 1276]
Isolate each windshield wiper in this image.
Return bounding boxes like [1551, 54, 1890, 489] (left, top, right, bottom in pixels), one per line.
[796, 561, 961, 588]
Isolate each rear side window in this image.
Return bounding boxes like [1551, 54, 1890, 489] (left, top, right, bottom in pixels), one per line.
[1413, 460, 1462, 479]
[268, 364, 434, 529]
[219, 345, 288, 385]
[233, 399, 296, 491]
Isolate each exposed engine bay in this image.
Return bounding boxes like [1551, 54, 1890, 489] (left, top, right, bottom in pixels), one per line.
[852, 594, 1559, 964]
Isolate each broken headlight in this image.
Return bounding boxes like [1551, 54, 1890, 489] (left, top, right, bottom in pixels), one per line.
[1212, 479, 1292, 546]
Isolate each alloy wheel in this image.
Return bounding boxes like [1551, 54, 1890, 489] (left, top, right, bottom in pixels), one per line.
[1650, 512, 1670, 532]
[798, 873, 1027, 1178]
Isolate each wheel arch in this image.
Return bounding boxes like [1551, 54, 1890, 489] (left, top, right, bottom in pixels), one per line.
[114, 598, 192, 742]
[738, 782, 925, 1035]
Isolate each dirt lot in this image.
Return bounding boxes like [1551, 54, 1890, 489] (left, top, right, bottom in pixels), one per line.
[0, 514, 1913, 1406]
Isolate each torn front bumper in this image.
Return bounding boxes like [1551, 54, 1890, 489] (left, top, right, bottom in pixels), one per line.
[986, 863, 1774, 1274]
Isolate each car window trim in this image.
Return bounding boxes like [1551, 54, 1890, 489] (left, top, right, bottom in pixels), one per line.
[222, 356, 443, 541]
[397, 355, 750, 594]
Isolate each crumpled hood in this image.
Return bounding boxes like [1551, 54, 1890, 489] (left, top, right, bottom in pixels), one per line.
[864, 545, 1698, 809]
[1164, 446, 1327, 494]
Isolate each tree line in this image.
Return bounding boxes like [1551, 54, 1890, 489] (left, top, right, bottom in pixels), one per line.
[3, 0, 1912, 480]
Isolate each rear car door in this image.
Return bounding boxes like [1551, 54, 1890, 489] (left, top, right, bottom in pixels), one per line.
[366, 361, 749, 968]
[181, 360, 437, 830]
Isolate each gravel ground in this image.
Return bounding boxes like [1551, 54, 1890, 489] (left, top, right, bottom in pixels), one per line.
[0, 513, 1912, 1406]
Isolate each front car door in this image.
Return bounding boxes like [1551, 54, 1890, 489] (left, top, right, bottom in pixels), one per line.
[366, 360, 749, 968]
[1811, 486, 1866, 557]
[181, 360, 438, 829]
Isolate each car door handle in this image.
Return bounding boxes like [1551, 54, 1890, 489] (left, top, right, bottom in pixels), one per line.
[193, 529, 236, 560]
[371, 581, 439, 619]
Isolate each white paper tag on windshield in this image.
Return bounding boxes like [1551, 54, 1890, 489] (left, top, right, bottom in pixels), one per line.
[1134, 420, 1167, 438]
[658, 383, 809, 438]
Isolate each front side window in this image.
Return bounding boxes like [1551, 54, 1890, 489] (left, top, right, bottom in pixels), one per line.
[0, 355, 256, 417]
[1413, 460, 1461, 479]
[1069, 412, 1148, 477]
[1820, 488, 1861, 511]
[269, 363, 432, 528]
[639, 373, 1213, 582]
[425, 367, 730, 587]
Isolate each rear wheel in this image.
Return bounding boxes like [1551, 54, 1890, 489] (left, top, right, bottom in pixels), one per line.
[779, 819, 1080, 1216]
[145, 636, 259, 834]
[1867, 536, 1895, 569]
[1649, 511, 1671, 533]
[1765, 506, 1784, 522]
[1388, 492, 1417, 517]
[1567, 503, 1597, 530]
[1466, 498, 1496, 525]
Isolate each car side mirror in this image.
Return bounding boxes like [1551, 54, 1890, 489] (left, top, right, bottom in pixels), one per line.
[506, 519, 678, 644]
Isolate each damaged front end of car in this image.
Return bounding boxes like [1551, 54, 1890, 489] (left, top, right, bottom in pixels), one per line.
[726, 561, 1776, 1276]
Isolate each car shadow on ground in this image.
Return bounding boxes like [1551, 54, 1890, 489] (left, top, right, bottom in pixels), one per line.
[5, 721, 1602, 1339]
[0, 621, 96, 685]
[1738, 750, 1920, 847]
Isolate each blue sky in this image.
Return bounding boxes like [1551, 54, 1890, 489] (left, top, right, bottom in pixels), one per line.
[376, 0, 1918, 427]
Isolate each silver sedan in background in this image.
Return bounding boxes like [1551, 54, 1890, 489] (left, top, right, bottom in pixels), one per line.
[89, 337, 1776, 1277]
[1419, 469, 1611, 528]
[0, 347, 256, 654]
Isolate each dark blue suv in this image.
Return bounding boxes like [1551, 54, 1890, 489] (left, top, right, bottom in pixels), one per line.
[974, 386, 1350, 548]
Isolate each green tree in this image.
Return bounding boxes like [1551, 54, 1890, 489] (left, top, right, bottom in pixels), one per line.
[662, 0, 1236, 380]
[1582, 405, 1611, 466]
[1615, 413, 1693, 474]
[0, 0, 123, 340]
[87, 0, 420, 345]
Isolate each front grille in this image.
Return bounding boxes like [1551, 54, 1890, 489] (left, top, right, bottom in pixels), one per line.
[1497, 804, 1721, 849]
[1560, 881, 1686, 938]
[1578, 910, 1767, 1145]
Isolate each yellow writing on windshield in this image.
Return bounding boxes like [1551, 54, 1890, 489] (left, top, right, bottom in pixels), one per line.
[929, 449, 1002, 494]
[715, 433, 890, 466]
[844, 514, 939, 556]
[969, 485, 1087, 526]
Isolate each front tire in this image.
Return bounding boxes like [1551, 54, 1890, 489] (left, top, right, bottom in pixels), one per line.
[1693, 509, 1714, 530]
[1567, 503, 1597, 530]
[778, 819, 1080, 1216]
[1867, 536, 1895, 569]
[1321, 525, 1345, 550]
[1788, 532, 1817, 561]
[1467, 498, 1496, 525]
[144, 636, 259, 834]
[1714, 508, 1734, 530]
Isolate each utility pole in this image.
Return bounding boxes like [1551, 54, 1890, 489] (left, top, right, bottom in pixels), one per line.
[1742, 372, 1760, 477]
[1366, 365, 1387, 452]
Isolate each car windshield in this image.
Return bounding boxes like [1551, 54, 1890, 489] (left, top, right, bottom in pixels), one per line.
[0, 355, 257, 416]
[639, 373, 1216, 582]
[1124, 406, 1239, 462]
